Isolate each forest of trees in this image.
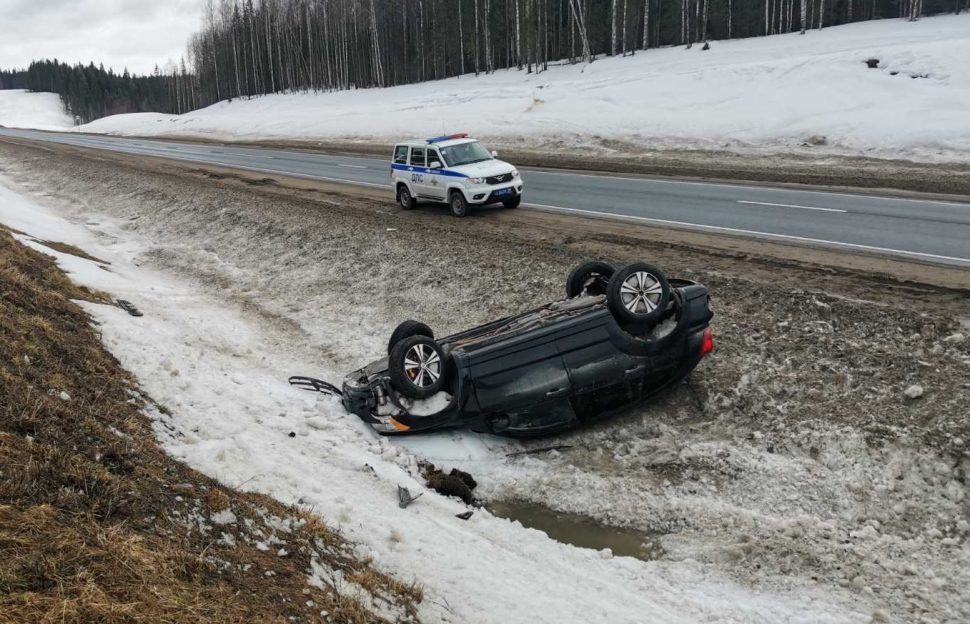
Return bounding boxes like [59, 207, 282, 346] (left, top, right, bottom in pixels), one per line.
[0, 61, 179, 123]
[179, 0, 963, 110]
[2, 0, 965, 123]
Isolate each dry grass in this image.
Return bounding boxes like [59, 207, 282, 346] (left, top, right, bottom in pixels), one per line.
[0, 228, 422, 623]
[34, 239, 109, 264]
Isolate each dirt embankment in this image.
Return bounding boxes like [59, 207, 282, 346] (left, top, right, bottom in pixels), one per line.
[1, 140, 968, 623]
[0, 226, 421, 621]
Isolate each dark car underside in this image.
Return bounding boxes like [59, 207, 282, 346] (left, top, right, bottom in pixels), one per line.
[336, 264, 715, 438]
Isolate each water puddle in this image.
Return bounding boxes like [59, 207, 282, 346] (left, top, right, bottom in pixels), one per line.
[487, 500, 663, 561]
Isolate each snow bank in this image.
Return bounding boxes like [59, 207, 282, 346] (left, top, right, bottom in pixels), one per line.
[81, 14, 970, 162]
[0, 174, 871, 623]
[0, 89, 73, 130]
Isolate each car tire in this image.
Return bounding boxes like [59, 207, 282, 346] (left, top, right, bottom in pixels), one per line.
[502, 196, 521, 209]
[566, 261, 615, 298]
[607, 289, 689, 356]
[449, 191, 469, 217]
[387, 320, 434, 355]
[389, 335, 448, 399]
[607, 262, 671, 327]
[398, 184, 417, 210]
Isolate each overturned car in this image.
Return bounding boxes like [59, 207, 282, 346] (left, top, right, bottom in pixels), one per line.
[292, 262, 714, 438]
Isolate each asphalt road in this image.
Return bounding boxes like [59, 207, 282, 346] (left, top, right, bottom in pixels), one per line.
[2, 127, 969, 267]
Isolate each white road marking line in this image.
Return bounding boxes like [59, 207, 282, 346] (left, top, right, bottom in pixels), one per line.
[527, 169, 970, 207]
[736, 200, 847, 213]
[523, 202, 970, 265]
[338, 163, 368, 169]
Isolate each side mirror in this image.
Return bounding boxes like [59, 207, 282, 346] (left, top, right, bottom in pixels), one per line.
[429, 161, 442, 169]
[491, 150, 499, 158]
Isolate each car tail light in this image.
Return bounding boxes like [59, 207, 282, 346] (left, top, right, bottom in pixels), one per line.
[699, 327, 714, 357]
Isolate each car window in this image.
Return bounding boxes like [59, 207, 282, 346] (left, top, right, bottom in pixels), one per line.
[439, 141, 492, 167]
[427, 149, 442, 167]
[393, 145, 408, 164]
[410, 147, 426, 167]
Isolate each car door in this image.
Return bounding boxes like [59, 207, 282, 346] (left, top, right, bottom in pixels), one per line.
[408, 146, 434, 199]
[468, 329, 575, 433]
[423, 148, 447, 200]
[556, 315, 646, 422]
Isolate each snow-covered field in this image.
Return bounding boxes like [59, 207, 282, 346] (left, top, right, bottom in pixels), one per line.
[0, 89, 73, 130]
[76, 14, 970, 163]
[0, 162, 891, 623]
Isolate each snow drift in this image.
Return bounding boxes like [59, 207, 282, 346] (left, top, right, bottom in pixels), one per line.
[0, 89, 73, 131]
[79, 14, 970, 163]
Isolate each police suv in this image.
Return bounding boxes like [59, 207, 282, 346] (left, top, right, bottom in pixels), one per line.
[391, 134, 523, 217]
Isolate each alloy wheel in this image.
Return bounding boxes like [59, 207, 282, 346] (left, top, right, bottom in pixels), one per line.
[619, 271, 663, 315]
[404, 343, 441, 388]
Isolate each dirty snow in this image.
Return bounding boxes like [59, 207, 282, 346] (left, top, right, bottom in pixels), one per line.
[0, 89, 74, 130]
[76, 14, 970, 163]
[400, 392, 454, 417]
[3, 138, 969, 623]
[0, 174, 883, 623]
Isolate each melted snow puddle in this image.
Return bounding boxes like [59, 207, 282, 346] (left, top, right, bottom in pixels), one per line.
[488, 501, 663, 561]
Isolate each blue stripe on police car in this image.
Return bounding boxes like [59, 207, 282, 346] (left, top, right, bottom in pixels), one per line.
[391, 163, 468, 178]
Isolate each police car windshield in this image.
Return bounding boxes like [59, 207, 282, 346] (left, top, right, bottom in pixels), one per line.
[439, 141, 492, 167]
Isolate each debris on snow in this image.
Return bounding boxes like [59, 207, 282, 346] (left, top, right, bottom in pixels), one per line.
[422, 463, 478, 505]
[396, 486, 422, 509]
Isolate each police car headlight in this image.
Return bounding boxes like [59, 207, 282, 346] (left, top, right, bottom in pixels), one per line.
[470, 177, 485, 185]
[511, 169, 519, 178]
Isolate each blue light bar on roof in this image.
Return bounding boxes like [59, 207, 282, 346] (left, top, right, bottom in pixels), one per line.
[426, 133, 469, 144]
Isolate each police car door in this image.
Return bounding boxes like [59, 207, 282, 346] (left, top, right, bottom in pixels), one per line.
[408, 147, 435, 200]
[424, 147, 447, 200]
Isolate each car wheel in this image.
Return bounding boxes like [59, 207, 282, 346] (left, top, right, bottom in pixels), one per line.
[566, 261, 615, 298]
[502, 196, 521, 209]
[607, 289, 689, 356]
[449, 191, 469, 217]
[607, 262, 671, 326]
[398, 185, 417, 210]
[389, 335, 447, 399]
[387, 320, 434, 355]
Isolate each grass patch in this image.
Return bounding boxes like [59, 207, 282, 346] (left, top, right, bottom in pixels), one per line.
[0, 226, 422, 623]
[35, 239, 109, 264]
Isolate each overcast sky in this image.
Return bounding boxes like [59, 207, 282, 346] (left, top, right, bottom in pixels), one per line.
[0, 0, 207, 75]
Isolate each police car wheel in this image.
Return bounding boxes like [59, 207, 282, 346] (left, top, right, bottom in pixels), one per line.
[398, 185, 416, 210]
[449, 191, 469, 218]
[502, 196, 521, 209]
